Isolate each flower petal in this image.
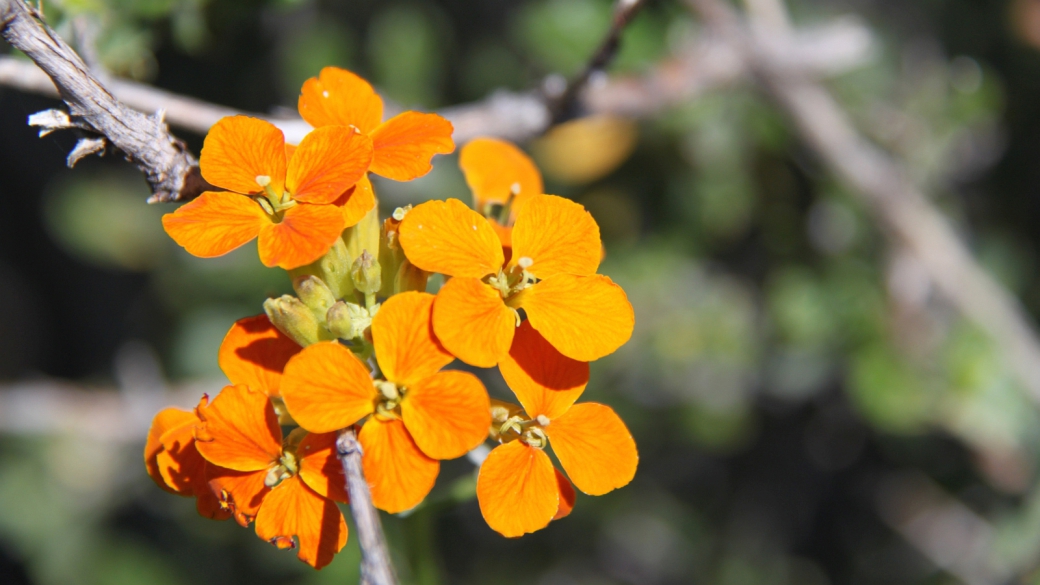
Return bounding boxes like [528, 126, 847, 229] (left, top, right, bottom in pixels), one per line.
[398, 198, 504, 278]
[369, 111, 455, 181]
[401, 370, 491, 460]
[298, 66, 384, 134]
[162, 191, 266, 258]
[255, 476, 348, 570]
[280, 342, 376, 433]
[287, 126, 374, 204]
[194, 385, 282, 472]
[510, 194, 601, 278]
[156, 431, 232, 521]
[372, 292, 453, 387]
[298, 431, 350, 504]
[200, 116, 287, 195]
[476, 441, 558, 537]
[145, 407, 196, 493]
[552, 469, 576, 521]
[209, 467, 270, 526]
[359, 418, 439, 514]
[218, 315, 300, 398]
[257, 202, 345, 270]
[335, 174, 376, 228]
[432, 277, 515, 368]
[520, 274, 634, 362]
[459, 138, 542, 218]
[547, 403, 638, 496]
[499, 321, 587, 421]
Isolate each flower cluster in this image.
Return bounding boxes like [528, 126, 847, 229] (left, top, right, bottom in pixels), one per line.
[146, 67, 638, 569]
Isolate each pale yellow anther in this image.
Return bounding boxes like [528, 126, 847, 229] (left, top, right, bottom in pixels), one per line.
[523, 427, 548, 449]
[510, 182, 521, 195]
[255, 175, 271, 187]
[375, 380, 400, 401]
[490, 405, 511, 424]
[392, 206, 409, 221]
[517, 256, 533, 269]
[535, 414, 550, 427]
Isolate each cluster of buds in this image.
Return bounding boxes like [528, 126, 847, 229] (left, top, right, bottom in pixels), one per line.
[146, 67, 638, 570]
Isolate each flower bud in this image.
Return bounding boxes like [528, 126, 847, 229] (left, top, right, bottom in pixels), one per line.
[343, 204, 381, 265]
[263, 295, 333, 347]
[326, 300, 373, 340]
[394, 260, 429, 294]
[288, 238, 354, 299]
[350, 250, 382, 296]
[378, 208, 409, 296]
[292, 275, 337, 321]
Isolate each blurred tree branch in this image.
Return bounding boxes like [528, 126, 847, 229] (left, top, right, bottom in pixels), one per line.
[685, 0, 1040, 409]
[0, 0, 207, 202]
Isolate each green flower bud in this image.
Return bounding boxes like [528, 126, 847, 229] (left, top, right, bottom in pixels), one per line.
[293, 275, 337, 321]
[326, 300, 375, 340]
[351, 250, 382, 296]
[288, 238, 354, 299]
[343, 204, 381, 264]
[263, 295, 333, 347]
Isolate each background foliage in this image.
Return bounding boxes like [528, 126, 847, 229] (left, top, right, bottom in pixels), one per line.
[4, 0, 1040, 583]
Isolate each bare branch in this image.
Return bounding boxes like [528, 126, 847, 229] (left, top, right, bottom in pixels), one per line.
[687, 0, 1040, 405]
[337, 428, 398, 585]
[0, 0, 206, 202]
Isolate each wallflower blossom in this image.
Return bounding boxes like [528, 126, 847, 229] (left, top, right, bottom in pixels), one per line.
[194, 384, 349, 569]
[145, 406, 230, 520]
[163, 115, 374, 270]
[279, 292, 491, 513]
[397, 193, 634, 366]
[477, 322, 638, 537]
[218, 314, 301, 400]
[458, 137, 543, 252]
[299, 67, 454, 182]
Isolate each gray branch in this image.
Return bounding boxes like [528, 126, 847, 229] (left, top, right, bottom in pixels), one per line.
[0, 0, 206, 202]
[337, 427, 398, 585]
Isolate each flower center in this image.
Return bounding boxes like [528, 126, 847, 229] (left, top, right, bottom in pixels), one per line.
[491, 406, 551, 449]
[374, 380, 405, 420]
[264, 450, 298, 488]
[485, 264, 536, 306]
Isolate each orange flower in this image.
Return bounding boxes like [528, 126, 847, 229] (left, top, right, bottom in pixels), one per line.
[163, 115, 374, 270]
[280, 292, 490, 513]
[218, 314, 300, 399]
[459, 137, 543, 252]
[477, 322, 637, 537]
[299, 67, 455, 182]
[144, 406, 230, 520]
[194, 384, 349, 569]
[397, 194, 634, 366]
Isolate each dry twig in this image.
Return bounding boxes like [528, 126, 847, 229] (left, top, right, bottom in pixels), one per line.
[337, 428, 398, 585]
[0, 0, 207, 202]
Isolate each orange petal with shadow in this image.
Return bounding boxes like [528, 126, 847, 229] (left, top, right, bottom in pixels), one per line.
[432, 277, 515, 368]
[520, 274, 634, 362]
[280, 342, 376, 433]
[218, 315, 300, 398]
[194, 385, 282, 472]
[288, 126, 373, 205]
[398, 198, 504, 278]
[254, 475, 348, 570]
[257, 202, 345, 270]
[499, 321, 587, 420]
[334, 174, 376, 228]
[298, 431, 350, 504]
[476, 441, 558, 538]
[401, 370, 491, 460]
[372, 292, 452, 387]
[359, 418, 440, 514]
[370, 111, 454, 181]
[553, 468, 576, 521]
[162, 191, 266, 258]
[510, 194, 601, 279]
[145, 407, 196, 493]
[459, 138, 542, 218]
[209, 467, 270, 526]
[547, 403, 638, 496]
[298, 66, 383, 134]
[200, 116, 286, 195]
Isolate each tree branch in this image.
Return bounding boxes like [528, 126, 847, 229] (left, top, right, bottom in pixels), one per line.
[687, 0, 1040, 405]
[337, 427, 398, 585]
[0, 0, 206, 202]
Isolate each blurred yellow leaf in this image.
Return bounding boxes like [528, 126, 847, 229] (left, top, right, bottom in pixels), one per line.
[533, 116, 637, 185]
